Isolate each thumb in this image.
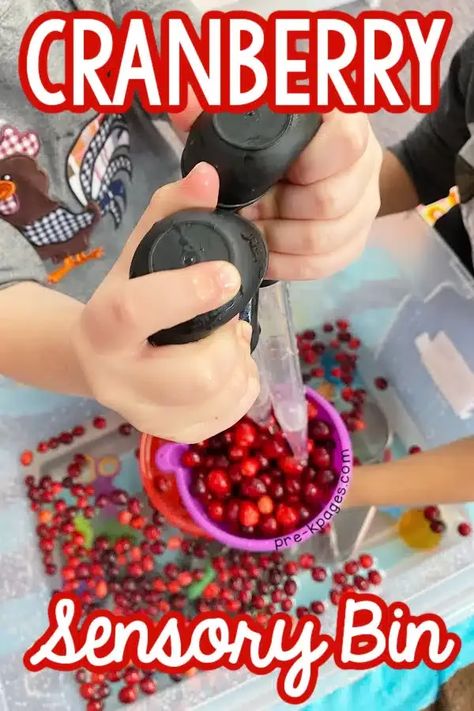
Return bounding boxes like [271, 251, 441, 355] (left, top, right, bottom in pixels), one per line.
[114, 161, 219, 275]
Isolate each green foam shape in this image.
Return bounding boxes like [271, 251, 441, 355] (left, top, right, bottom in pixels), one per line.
[187, 563, 216, 600]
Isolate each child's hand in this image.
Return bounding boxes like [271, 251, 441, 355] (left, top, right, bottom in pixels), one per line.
[240, 111, 383, 280]
[174, 107, 382, 281]
[71, 163, 259, 443]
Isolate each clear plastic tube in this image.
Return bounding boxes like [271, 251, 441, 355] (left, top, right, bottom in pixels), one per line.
[256, 282, 308, 462]
[247, 340, 273, 427]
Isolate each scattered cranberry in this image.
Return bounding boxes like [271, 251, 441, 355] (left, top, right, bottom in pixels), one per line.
[368, 570, 382, 586]
[409, 445, 422, 454]
[423, 505, 440, 521]
[92, 416, 107, 430]
[358, 553, 374, 569]
[140, 677, 157, 695]
[458, 522, 472, 537]
[430, 520, 446, 534]
[20, 450, 33, 466]
[344, 560, 359, 576]
[118, 686, 137, 704]
[374, 377, 389, 391]
[311, 566, 327, 582]
[310, 600, 325, 615]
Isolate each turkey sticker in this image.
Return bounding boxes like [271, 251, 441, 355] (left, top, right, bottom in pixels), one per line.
[0, 114, 132, 280]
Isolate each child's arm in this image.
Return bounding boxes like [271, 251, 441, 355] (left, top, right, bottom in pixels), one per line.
[0, 282, 89, 395]
[345, 437, 474, 507]
[380, 33, 473, 216]
[0, 166, 259, 444]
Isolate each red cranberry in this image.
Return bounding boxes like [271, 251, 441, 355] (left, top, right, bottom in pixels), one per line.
[241, 478, 267, 499]
[239, 501, 260, 528]
[208, 500, 225, 522]
[181, 450, 202, 468]
[354, 575, 369, 591]
[93, 416, 107, 429]
[423, 505, 440, 521]
[224, 499, 240, 525]
[118, 686, 137, 704]
[206, 469, 231, 498]
[284, 578, 297, 596]
[280, 598, 293, 612]
[299, 553, 315, 569]
[311, 566, 327, 582]
[276, 504, 299, 530]
[311, 447, 331, 470]
[330, 589, 341, 606]
[228, 446, 246, 461]
[316, 469, 336, 486]
[257, 495, 273, 515]
[284, 561, 298, 576]
[140, 677, 157, 695]
[240, 457, 261, 478]
[368, 570, 382, 586]
[358, 553, 374, 569]
[296, 606, 309, 618]
[409, 445, 421, 454]
[259, 516, 278, 537]
[333, 571, 347, 586]
[285, 479, 301, 497]
[86, 702, 103, 711]
[310, 600, 325, 615]
[80, 683, 96, 700]
[269, 481, 285, 501]
[344, 560, 359, 576]
[458, 522, 472, 537]
[73, 425, 85, 437]
[303, 482, 322, 505]
[20, 450, 34, 466]
[123, 668, 141, 685]
[374, 377, 388, 390]
[278, 456, 304, 477]
[119, 423, 132, 436]
[430, 520, 446, 534]
[233, 422, 257, 448]
[310, 420, 331, 441]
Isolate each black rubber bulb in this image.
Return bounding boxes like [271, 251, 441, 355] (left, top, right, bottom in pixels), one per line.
[130, 107, 322, 348]
[182, 106, 323, 210]
[129, 209, 268, 347]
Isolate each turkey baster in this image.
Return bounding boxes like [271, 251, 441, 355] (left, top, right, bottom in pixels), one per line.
[130, 107, 322, 463]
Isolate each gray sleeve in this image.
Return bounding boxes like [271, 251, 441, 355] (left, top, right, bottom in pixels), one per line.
[109, 0, 201, 32]
[390, 33, 473, 205]
[0, 223, 47, 290]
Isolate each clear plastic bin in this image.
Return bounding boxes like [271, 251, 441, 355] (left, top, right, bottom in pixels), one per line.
[0, 212, 473, 709]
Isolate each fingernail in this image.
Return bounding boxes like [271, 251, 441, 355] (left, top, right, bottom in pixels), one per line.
[186, 161, 213, 186]
[216, 263, 241, 294]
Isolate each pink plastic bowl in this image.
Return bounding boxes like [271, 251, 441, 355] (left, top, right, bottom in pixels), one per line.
[141, 387, 352, 552]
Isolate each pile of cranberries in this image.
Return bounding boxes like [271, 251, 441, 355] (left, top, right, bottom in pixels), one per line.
[184, 402, 340, 540]
[21, 420, 385, 709]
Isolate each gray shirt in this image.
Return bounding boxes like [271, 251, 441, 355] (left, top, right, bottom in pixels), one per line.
[0, 0, 196, 302]
[392, 32, 474, 269]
